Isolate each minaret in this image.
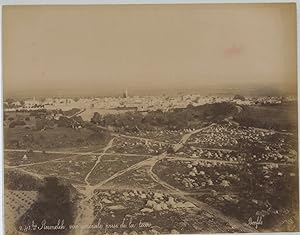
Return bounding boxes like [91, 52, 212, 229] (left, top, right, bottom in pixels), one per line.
[123, 88, 128, 98]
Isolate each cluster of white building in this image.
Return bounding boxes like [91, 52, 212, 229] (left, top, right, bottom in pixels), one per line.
[4, 94, 296, 114]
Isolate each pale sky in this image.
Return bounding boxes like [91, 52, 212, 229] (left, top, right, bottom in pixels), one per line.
[3, 4, 297, 97]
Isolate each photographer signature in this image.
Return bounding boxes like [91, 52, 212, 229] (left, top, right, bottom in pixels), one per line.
[248, 216, 263, 229]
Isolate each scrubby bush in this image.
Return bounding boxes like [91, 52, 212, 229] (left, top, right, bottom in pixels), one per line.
[93, 102, 237, 131]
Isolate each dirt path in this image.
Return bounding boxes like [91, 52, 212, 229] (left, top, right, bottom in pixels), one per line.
[148, 161, 257, 233]
[172, 124, 215, 152]
[72, 138, 116, 235]
[5, 150, 154, 169]
[91, 124, 217, 191]
[88, 124, 256, 232]
[166, 155, 292, 166]
[5, 123, 262, 233]
[166, 156, 242, 165]
[5, 157, 72, 169]
[182, 146, 236, 152]
[12, 167, 44, 180]
[8, 167, 84, 185]
[115, 133, 169, 145]
[4, 148, 106, 156]
[144, 124, 258, 233]
[84, 138, 115, 185]
[72, 185, 95, 235]
[69, 108, 86, 118]
[251, 127, 293, 135]
[94, 155, 161, 188]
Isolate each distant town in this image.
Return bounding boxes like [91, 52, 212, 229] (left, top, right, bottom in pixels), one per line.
[4, 91, 296, 119]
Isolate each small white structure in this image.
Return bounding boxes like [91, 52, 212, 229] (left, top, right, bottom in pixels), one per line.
[22, 154, 28, 160]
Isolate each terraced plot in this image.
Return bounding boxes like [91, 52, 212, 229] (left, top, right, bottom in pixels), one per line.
[5, 190, 38, 235]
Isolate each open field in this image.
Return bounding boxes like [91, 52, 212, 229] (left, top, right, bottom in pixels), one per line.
[22, 155, 98, 184]
[233, 104, 298, 132]
[88, 154, 151, 185]
[4, 151, 69, 167]
[130, 130, 189, 144]
[4, 126, 111, 150]
[4, 168, 44, 191]
[102, 165, 166, 192]
[108, 137, 169, 155]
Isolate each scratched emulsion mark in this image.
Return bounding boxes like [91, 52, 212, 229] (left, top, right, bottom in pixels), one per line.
[224, 43, 244, 58]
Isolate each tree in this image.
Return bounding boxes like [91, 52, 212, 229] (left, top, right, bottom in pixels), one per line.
[15, 119, 26, 126]
[74, 115, 84, 124]
[91, 112, 101, 124]
[20, 100, 25, 106]
[233, 94, 246, 101]
[6, 98, 15, 105]
[57, 116, 72, 128]
[9, 122, 16, 128]
[36, 118, 47, 130]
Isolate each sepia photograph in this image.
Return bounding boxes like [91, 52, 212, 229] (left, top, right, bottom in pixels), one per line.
[2, 2, 299, 235]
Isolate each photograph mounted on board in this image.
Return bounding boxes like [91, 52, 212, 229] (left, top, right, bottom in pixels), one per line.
[2, 3, 299, 234]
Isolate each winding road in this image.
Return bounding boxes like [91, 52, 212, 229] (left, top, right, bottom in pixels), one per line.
[5, 123, 261, 233]
[87, 124, 256, 233]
